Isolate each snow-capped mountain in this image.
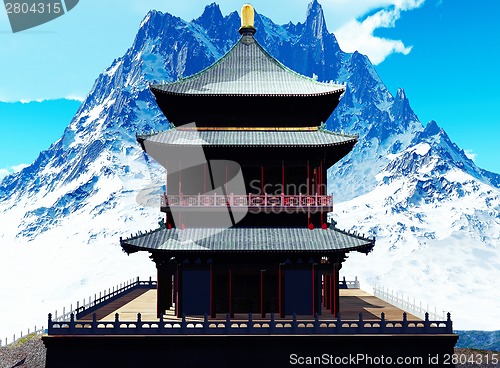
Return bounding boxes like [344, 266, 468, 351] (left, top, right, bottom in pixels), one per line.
[0, 0, 499, 339]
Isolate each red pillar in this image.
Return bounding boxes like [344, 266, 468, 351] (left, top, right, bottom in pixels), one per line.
[281, 160, 285, 192]
[204, 163, 207, 194]
[329, 273, 334, 316]
[279, 264, 284, 318]
[210, 264, 215, 318]
[176, 265, 183, 318]
[261, 166, 264, 194]
[311, 264, 316, 316]
[307, 160, 311, 195]
[260, 270, 265, 318]
[321, 275, 325, 305]
[322, 274, 326, 308]
[320, 160, 323, 196]
[171, 274, 175, 309]
[179, 160, 182, 195]
[229, 269, 234, 318]
[314, 168, 317, 195]
[325, 275, 330, 310]
[330, 264, 339, 317]
[334, 264, 340, 317]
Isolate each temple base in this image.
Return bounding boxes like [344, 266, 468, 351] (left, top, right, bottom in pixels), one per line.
[43, 334, 458, 368]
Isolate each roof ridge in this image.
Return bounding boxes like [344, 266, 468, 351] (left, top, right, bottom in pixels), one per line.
[175, 126, 319, 131]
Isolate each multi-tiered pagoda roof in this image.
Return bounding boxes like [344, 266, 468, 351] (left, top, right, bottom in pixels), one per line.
[121, 4, 374, 320]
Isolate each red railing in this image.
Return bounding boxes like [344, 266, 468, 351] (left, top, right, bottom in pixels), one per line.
[162, 194, 333, 208]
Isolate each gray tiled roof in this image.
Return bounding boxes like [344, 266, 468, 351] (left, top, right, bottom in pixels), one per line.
[150, 35, 345, 96]
[121, 227, 374, 254]
[138, 129, 357, 147]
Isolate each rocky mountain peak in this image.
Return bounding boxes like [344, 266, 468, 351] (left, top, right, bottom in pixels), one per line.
[305, 0, 328, 38]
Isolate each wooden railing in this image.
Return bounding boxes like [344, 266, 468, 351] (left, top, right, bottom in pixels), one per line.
[373, 285, 449, 321]
[72, 278, 157, 319]
[2, 277, 156, 347]
[343, 276, 360, 289]
[162, 193, 333, 208]
[48, 312, 453, 336]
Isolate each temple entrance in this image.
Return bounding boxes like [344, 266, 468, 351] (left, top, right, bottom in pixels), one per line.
[233, 273, 260, 313]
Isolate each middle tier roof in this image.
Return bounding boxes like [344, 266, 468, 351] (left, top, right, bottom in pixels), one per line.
[138, 128, 357, 148]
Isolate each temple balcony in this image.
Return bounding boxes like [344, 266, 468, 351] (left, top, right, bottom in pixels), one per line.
[160, 193, 333, 212]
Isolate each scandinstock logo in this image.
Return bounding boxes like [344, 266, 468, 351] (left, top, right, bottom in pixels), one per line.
[3, 0, 79, 32]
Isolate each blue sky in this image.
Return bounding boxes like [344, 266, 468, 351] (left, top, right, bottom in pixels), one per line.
[0, 0, 499, 179]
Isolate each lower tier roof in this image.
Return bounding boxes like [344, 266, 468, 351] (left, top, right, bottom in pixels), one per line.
[137, 128, 357, 148]
[120, 227, 374, 255]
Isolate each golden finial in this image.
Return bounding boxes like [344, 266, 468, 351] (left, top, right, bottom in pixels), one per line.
[239, 4, 256, 35]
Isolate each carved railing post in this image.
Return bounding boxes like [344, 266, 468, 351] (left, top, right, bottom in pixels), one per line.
[314, 313, 320, 333]
[91, 313, 97, 334]
[292, 313, 297, 334]
[336, 313, 341, 334]
[114, 313, 120, 333]
[424, 312, 430, 333]
[380, 312, 386, 333]
[159, 314, 164, 334]
[69, 313, 75, 334]
[358, 313, 364, 333]
[48, 313, 53, 334]
[447, 312, 453, 333]
[225, 313, 230, 334]
[402, 312, 408, 333]
[248, 313, 252, 333]
[181, 313, 187, 334]
[270, 313, 275, 334]
[134, 313, 141, 334]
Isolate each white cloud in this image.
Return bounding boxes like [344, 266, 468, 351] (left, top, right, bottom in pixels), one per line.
[12, 163, 29, 172]
[464, 149, 477, 162]
[1, 97, 84, 104]
[0, 169, 10, 182]
[331, 0, 425, 65]
[64, 95, 85, 102]
[0, 164, 29, 182]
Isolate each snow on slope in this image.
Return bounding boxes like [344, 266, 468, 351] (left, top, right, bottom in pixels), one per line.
[0, 138, 162, 339]
[335, 140, 500, 329]
[1, 1, 500, 339]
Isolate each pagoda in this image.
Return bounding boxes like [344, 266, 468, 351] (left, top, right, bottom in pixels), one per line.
[120, 4, 374, 319]
[43, 5, 459, 367]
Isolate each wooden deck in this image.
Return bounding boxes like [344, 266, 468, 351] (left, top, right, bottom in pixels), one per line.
[338, 289, 419, 320]
[78, 288, 419, 322]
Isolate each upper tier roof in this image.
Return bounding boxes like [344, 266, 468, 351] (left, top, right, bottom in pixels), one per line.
[150, 34, 345, 97]
[149, 27, 346, 127]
